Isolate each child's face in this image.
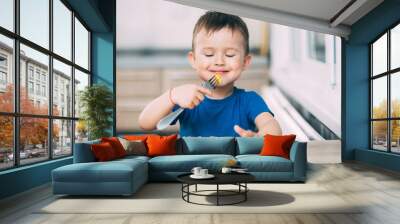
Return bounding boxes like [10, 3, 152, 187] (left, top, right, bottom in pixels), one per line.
[188, 27, 251, 87]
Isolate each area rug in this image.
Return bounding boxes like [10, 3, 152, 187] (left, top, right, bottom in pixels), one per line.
[37, 183, 361, 214]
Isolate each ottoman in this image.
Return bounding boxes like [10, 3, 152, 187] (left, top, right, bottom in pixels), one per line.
[52, 157, 148, 196]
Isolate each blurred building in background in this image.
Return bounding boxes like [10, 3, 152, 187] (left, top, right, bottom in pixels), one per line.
[268, 25, 341, 141]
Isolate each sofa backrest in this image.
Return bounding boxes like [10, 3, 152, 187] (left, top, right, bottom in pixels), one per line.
[177, 137, 236, 155]
[235, 137, 263, 155]
[73, 139, 100, 163]
[73, 136, 300, 162]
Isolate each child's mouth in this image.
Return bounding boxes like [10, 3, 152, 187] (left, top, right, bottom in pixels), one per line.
[210, 70, 229, 75]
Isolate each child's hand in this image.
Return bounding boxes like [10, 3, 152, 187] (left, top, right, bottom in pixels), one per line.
[171, 84, 212, 109]
[234, 125, 257, 137]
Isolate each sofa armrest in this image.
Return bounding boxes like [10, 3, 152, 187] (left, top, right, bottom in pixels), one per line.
[73, 140, 100, 163]
[289, 141, 307, 181]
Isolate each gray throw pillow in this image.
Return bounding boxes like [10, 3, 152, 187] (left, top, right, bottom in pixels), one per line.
[118, 137, 147, 156]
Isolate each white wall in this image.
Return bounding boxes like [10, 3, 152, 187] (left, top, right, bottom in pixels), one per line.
[117, 0, 266, 50]
[269, 24, 341, 137]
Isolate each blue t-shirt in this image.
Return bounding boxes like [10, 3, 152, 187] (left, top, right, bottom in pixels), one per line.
[172, 87, 273, 137]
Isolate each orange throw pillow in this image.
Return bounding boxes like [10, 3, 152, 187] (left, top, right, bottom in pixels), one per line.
[146, 134, 178, 157]
[124, 135, 149, 142]
[101, 137, 127, 158]
[260, 134, 296, 159]
[91, 142, 117, 161]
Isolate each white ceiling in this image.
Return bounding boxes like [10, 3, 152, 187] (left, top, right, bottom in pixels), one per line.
[165, 0, 384, 38]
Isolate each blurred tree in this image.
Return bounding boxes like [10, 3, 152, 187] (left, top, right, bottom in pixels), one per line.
[0, 84, 59, 150]
[373, 100, 387, 139]
[391, 99, 400, 143]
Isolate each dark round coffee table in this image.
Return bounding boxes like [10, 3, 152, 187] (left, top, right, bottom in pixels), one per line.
[177, 172, 255, 206]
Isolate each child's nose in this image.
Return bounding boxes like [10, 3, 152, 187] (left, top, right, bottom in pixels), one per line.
[214, 54, 225, 66]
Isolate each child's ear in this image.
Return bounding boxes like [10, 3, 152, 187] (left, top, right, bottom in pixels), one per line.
[243, 54, 252, 70]
[187, 51, 196, 69]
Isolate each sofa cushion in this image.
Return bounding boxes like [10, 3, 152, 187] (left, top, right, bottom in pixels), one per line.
[236, 137, 263, 155]
[148, 154, 235, 172]
[178, 137, 235, 155]
[115, 155, 150, 163]
[52, 159, 147, 183]
[236, 155, 293, 172]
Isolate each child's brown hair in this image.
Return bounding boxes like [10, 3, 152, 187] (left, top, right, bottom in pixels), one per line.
[192, 11, 249, 55]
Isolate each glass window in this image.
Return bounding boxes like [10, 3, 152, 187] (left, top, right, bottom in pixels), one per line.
[391, 72, 400, 118]
[28, 67, 34, 80]
[75, 120, 88, 143]
[74, 69, 89, 117]
[391, 120, 400, 153]
[0, 0, 14, 32]
[372, 33, 387, 76]
[371, 25, 400, 154]
[0, 0, 92, 169]
[35, 70, 40, 80]
[42, 85, 46, 96]
[0, 54, 7, 67]
[28, 81, 34, 94]
[0, 34, 13, 113]
[372, 121, 388, 151]
[53, 119, 72, 158]
[0, 71, 6, 84]
[53, 59, 71, 117]
[53, 0, 72, 60]
[372, 77, 387, 119]
[19, 117, 49, 165]
[36, 83, 40, 95]
[20, 44, 49, 115]
[0, 116, 13, 170]
[391, 24, 400, 70]
[74, 18, 89, 70]
[20, 0, 49, 49]
[307, 31, 326, 63]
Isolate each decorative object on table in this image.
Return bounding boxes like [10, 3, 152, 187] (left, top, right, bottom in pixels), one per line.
[226, 158, 238, 167]
[221, 167, 248, 174]
[190, 167, 214, 179]
[221, 159, 240, 172]
[79, 84, 113, 140]
[191, 167, 202, 176]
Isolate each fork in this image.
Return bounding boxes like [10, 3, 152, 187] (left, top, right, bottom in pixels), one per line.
[156, 74, 221, 130]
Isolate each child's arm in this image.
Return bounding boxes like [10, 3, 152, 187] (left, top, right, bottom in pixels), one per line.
[234, 112, 282, 137]
[254, 112, 282, 135]
[138, 84, 212, 130]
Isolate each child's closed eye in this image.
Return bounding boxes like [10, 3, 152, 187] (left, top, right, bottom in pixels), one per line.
[204, 54, 214, 57]
[225, 54, 236, 57]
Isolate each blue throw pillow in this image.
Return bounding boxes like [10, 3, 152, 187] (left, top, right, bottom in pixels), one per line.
[236, 137, 264, 155]
[179, 137, 235, 155]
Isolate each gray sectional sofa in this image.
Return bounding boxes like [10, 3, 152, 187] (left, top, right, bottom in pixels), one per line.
[52, 137, 307, 196]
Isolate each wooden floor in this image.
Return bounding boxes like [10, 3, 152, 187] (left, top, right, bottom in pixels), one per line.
[1, 162, 400, 224]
